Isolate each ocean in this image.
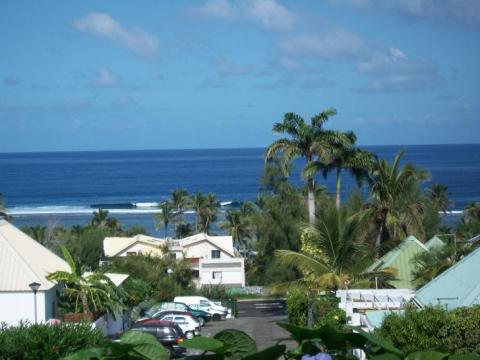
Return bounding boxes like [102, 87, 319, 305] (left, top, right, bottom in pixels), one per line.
[1, 144, 479, 235]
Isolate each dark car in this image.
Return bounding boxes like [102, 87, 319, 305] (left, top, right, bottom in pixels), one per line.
[147, 302, 212, 326]
[130, 319, 185, 358]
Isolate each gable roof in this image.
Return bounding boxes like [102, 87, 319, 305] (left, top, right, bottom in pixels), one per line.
[104, 234, 165, 257]
[424, 236, 446, 250]
[414, 246, 480, 309]
[181, 233, 235, 257]
[367, 235, 429, 289]
[0, 220, 70, 292]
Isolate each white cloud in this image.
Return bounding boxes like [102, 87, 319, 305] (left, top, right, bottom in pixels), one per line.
[213, 58, 253, 76]
[91, 68, 121, 87]
[188, 0, 295, 31]
[73, 13, 159, 59]
[331, 0, 480, 25]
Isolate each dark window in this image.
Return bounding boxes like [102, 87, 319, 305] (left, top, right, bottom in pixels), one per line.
[169, 253, 177, 259]
[212, 271, 222, 279]
[211, 250, 221, 259]
[126, 251, 137, 256]
[191, 270, 199, 278]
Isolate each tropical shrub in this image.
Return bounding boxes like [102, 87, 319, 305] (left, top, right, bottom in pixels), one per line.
[0, 322, 105, 360]
[286, 289, 308, 326]
[377, 305, 480, 355]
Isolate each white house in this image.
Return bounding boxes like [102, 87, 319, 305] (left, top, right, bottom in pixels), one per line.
[103, 233, 246, 288]
[0, 219, 71, 326]
[0, 220, 128, 334]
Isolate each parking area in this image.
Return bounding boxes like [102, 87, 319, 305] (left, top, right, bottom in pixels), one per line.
[198, 299, 295, 350]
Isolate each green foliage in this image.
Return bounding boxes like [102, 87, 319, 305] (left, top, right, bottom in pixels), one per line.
[377, 306, 480, 356]
[0, 322, 105, 360]
[106, 253, 194, 302]
[63, 330, 168, 360]
[286, 289, 308, 327]
[198, 284, 230, 300]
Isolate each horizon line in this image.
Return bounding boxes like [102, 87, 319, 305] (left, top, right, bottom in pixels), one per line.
[1, 142, 479, 155]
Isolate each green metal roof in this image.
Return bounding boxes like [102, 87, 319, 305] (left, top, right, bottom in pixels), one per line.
[365, 309, 404, 329]
[367, 236, 429, 289]
[415, 246, 480, 310]
[424, 236, 446, 250]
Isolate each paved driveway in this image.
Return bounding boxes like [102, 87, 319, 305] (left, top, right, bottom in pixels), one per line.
[199, 300, 295, 350]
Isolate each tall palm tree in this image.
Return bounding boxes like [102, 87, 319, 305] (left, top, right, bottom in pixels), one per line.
[155, 201, 176, 238]
[201, 193, 219, 233]
[220, 208, 253, 250]
[274, 204, 379, 327]
[463, 202, 480, 223]
[365, 150, 429, 251]
[171, 188, 190, 236]
[191, 192, 207, 232]
[304, 131, 373, 209]
[265, 109, 344, 225]
[91, 209, 109, 227]
[428, 184, 452, 214]
[47, 247, 122, 316]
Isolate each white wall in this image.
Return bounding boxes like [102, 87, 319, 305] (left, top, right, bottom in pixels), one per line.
[199, 259, 245, 287]
[185, 241, 232, 259]
[118, 243, 163, 257]
[0, 288, 59, 326]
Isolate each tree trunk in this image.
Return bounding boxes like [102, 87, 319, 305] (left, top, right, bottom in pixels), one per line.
[375, 223, 384, 259]
[336, 168, 341, 210]
[81, 292, 89, 314]
[164, 224, 168, 239]
[307, 302, 314, 329]
[307, 179, 315, 225]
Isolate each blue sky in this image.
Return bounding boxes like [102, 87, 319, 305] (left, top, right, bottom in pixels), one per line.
[1, 0, 479, 152]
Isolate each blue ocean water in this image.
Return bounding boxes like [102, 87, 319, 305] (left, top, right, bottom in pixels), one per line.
[1, 145, 479, 233]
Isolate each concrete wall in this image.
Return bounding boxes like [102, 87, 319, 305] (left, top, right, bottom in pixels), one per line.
[0, 288, 59, 326]
[199, 258, 245, 287]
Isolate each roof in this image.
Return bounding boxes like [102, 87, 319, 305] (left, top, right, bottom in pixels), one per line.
[424, 236, 446, 250]
[365, 310, 404, 329]
[367, 235, 429, 289]
[104, 232, 236, 258]
[83, 272, 129, 287]
[104, 234, 165, 257]
[414, 246, 480, 309]
[181, 233, 235, 257]
[0, 220, 70, 291]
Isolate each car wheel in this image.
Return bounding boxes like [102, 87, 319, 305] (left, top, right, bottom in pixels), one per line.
[198, 317, 205, 327]
[165, 346, 174, 358]
[212, 314, 221, 321]
[185, 331, 195, 339]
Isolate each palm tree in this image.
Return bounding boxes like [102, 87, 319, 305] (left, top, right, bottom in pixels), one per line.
[463, 202, 480, 223]
[365, 150, 429, 251]
[220, 208, 253, 250]
[29, 225, 47, 245]
[47, 247, 122, 316]
[191, 192, 207, 232]
[171, 188, 189, 213]
[200, 193, 219, 233]
[265, 109, 345, 225]
[91, 209, 109, 227]
[304, 131, 373, 209]
[428, 184, 452, 214]
[155, 201, 176, 238]
[274, 204, 370, 327]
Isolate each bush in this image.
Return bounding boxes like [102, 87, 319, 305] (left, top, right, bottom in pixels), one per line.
[377, 305, 480, 355]
[286, 289, 308, 326]
[198, 284, 229, 300]
[0, 322, 105, 360]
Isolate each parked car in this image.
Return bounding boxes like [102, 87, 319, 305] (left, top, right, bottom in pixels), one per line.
[147, 302, 212, 326]
[174, 296, 228, 320]
[157, 311, 201, 339]
[130, 319, 185, 358]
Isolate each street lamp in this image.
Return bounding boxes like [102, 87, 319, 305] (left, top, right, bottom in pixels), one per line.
[29, 282, 41, 324]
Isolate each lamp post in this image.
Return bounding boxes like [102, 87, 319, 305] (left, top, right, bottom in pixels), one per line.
[29, 282, 41, 324]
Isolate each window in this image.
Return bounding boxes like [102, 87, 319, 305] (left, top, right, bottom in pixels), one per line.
[174, 317, 186, 324]
[212, 271, 222, 280]
[192, 270, 199, 278]
[211, 250, 221, 259]
[169, 253, 177, 259]
[126, 251, 137, 256]
[163, 316, 173, 321]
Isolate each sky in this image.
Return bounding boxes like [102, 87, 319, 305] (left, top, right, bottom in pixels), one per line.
[0, 0, 479, 152]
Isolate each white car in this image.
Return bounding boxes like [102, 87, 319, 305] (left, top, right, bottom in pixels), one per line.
[159, 313, 200, 339]
[174, 296, 228, 320]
